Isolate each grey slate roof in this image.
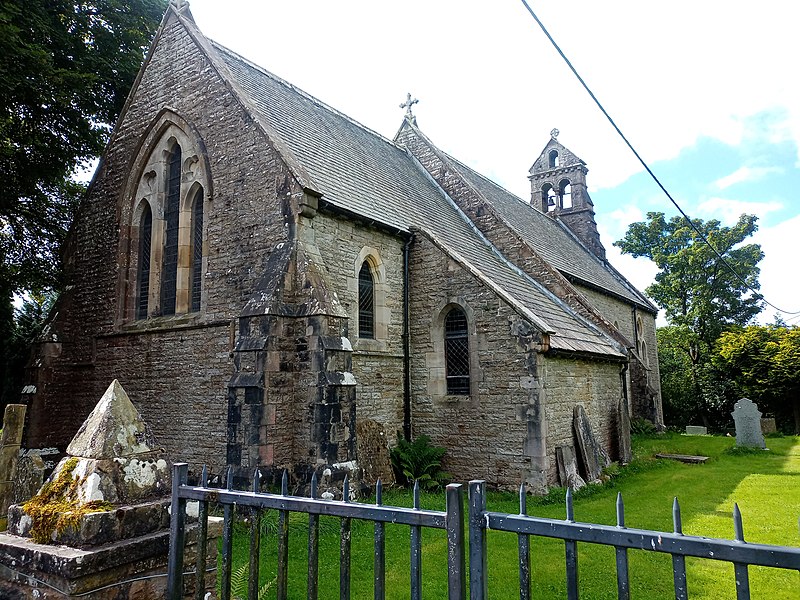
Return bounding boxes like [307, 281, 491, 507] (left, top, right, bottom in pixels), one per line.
[207, 39, 625, 358]
[447, 154, 654, 310]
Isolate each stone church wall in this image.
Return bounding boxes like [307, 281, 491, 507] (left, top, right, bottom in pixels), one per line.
[577, 285, 662, 424]
[24, 15, 294, 467]
[540, 355, 622, 475]
[309, 213, 406, 439]
[407, 233, 626, 488]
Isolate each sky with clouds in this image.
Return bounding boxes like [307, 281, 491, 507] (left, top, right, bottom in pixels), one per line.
[183, 0, 800, 325]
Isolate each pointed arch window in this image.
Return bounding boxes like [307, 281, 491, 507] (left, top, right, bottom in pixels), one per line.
[136, 203, 152, 320]
[559, 179, 572, 209]
[161, 144, 182, 315]
[190, 186, 204, 313]
[548, 149, 559, 168]
[358, 261, 374, 339]
[123, 113, 210, 324]
[445, 307, 470, 395]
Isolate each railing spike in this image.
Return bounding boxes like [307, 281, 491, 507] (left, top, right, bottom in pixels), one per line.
[616, 492, 625, 528]
[673, 497, 683, 534]
[519, 482, 527, 515]
[226, 465, 234, 490]
[566, 487, 574, 522]
[281, 469, 288, 496]
[343, 474, 350, 502]
[733, 503, 745, 542]
[376, 479, 383, 505]
[413, 479, 420, 510]
[310, 471, 318, 499]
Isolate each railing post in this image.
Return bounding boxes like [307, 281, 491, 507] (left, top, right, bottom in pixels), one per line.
[468, 480, 487, 600]
[167, 463, 189, 600]
[446, 483, 466, 600]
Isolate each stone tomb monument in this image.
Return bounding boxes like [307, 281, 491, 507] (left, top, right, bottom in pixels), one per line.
[0, 380, 220, 599]
[732, 397, 766, 449]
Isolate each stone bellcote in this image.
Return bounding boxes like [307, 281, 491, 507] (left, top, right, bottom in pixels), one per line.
[528, 132, 606, 260]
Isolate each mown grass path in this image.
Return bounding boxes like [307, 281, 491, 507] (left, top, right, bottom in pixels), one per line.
[226, 434, 800, 599]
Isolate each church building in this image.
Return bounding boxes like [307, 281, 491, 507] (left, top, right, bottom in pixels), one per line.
[21, 1, 661, 491]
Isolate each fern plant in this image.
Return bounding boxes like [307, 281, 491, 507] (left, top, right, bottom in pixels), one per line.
[390, 433, 450, 490]
[229, 563, 275, 600]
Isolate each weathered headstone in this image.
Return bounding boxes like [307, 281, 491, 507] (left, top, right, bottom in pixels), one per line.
[0, 405, 26, 530]
[732, 398, 766, 449]
[685, 425, 708, 436]
[573, 405, 611, 483]
[555, 445, 586, 491]
[11, 452, 45, 505]
[355, 419, 395, 486]
[760, 418, 777, 435]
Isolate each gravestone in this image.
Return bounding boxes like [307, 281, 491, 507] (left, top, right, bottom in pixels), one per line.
[0, 405, 26, 530]
[555, 445, 586, 491]
[355, 419, 395, 486]
[760, 418, 777, 435]
[731, 397, 766, 449]
[572, 405, 611, 483]
[11, 452, 44, 505]
[685, 425, 708, 436]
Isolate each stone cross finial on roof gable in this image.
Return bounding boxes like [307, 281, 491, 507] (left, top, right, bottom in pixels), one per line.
[550, 128, 560, 140]
[400, 93, 419, 122]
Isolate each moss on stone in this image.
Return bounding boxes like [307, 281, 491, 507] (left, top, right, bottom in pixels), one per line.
[23, 457, 113, 544]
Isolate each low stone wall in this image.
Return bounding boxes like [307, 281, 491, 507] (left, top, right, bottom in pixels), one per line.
[0, 518, 221, 599]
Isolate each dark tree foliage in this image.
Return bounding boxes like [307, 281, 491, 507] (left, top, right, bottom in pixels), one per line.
[0, 0, 166, 410]
[0, 0, 167, 294]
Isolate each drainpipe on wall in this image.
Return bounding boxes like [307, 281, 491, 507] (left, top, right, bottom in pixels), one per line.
[402, 235, 414, 441]
[620, 361, 630, 417]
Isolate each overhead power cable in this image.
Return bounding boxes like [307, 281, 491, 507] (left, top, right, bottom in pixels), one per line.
[519, 0, 800, 316]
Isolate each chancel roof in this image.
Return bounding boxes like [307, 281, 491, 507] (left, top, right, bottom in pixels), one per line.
[197, 34, 626, 358]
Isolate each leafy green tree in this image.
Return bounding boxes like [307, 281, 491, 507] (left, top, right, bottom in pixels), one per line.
[0, 0, 166, 295]
[715, 325, 800, 434]
[616, 212, 763, 427]
[0, 0, 166, 408]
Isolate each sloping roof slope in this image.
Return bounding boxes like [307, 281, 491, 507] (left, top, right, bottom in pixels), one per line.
[448, 155, 654, 310]
[204, 38, 624, 358]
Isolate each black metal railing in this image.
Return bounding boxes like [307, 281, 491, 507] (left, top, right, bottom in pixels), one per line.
[166, 463, 464, 600]
[167, 464, 800, 600]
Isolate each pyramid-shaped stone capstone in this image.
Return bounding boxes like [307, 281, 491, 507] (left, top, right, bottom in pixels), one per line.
[66, 379, 157, 459]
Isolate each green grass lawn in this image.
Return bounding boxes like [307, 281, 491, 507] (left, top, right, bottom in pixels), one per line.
[224, 434, 800, 599]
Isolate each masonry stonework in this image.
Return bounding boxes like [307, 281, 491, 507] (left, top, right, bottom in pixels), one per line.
[19, 4, 663, 494]
[25, 14, 293, 466]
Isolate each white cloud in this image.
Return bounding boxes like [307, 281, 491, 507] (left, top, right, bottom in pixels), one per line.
[713, 166, 783, 190]
[751, 215, 800, 323]
[597, 204, 645, 242]
[696, 197, 783, 225]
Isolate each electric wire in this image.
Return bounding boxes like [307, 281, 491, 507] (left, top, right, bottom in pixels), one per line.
[519, 0, 800, 316]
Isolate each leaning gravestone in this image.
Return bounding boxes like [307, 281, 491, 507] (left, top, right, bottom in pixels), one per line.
[732, 397, 766, 449]
[573, 405, 611, 483]
[555, 445, 586, 491]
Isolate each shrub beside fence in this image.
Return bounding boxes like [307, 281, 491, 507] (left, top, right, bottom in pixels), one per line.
[166, 463, 800, 600]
